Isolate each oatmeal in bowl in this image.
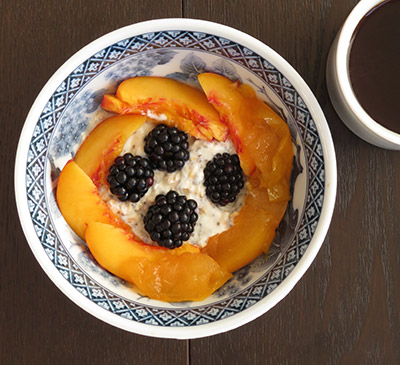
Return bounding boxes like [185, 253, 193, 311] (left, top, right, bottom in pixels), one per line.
[56, 72, 293, 302]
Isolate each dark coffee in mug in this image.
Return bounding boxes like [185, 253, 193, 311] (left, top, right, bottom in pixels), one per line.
[349, 0, 400, 134]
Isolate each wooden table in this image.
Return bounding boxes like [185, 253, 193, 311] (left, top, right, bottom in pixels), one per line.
[2, 0, 400, 363]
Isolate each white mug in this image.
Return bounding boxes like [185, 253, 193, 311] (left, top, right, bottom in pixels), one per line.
[326, 0, 400, 149]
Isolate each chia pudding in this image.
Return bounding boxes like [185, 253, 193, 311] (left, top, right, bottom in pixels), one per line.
[99, 121, 247, 248]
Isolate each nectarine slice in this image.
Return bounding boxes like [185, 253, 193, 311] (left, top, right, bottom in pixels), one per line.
[74, 115, 146, 186]
[56, 160, 130, 240]
[86, 222, 232, 302]
[101, 76, 228, 142]
[198, 73, 293, 202]
[202, 177, 287, 273]
[198, 73, 257, 176]
[198, 74, 293, 272]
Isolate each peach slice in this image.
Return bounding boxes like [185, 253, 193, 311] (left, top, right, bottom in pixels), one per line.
[74, 115, 146, 186]
[101, 76, 228, 142]
[199, 73, 293, 272]
[86, 222, 232, 302]
[198, 73, 293, 202]
[198, 73, 257, 176]
[202, 177, 287, 273]
[56, 160, 130, 240]
[244, 97, 293, 201]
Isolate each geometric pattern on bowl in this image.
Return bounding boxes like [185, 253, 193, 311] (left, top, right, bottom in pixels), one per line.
[25, 31, 324, 326]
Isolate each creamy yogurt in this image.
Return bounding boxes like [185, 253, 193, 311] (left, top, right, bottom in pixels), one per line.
[99, 121, 247, 248]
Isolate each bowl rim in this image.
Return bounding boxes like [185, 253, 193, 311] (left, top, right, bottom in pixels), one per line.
[14, 18, 337, 339]
[335, 0, 400, 145]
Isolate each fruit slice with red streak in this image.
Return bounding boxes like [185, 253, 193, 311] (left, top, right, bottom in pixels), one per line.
[198, 73, 257, 176]
[56, 160, 131, 240]
[101, 76, 228, 142]
[199, 73, 293, 272]
[74, 115, 146, 186]
[198, 73, 293, 202]
[86, 222, 232, 302]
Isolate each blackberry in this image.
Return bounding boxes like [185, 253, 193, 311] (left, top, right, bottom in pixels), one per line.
[144, 124, 190, 172]
[204, 153, 245, 206]
[144, 191, 198, 249]
[107, 153, 154, 202]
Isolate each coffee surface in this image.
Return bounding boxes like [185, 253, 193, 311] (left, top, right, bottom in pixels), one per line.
[349, 0, 400, 134]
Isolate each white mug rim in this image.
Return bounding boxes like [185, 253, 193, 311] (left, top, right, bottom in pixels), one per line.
[335, 0, 400, 145]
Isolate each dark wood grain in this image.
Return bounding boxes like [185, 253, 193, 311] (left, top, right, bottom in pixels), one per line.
[186, 0, 400, 364]
[1, 1, 187, 364]
[2, 0, 400, 364]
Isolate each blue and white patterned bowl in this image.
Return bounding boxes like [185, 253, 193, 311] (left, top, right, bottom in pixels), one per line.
[15, 19, 336, 339]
